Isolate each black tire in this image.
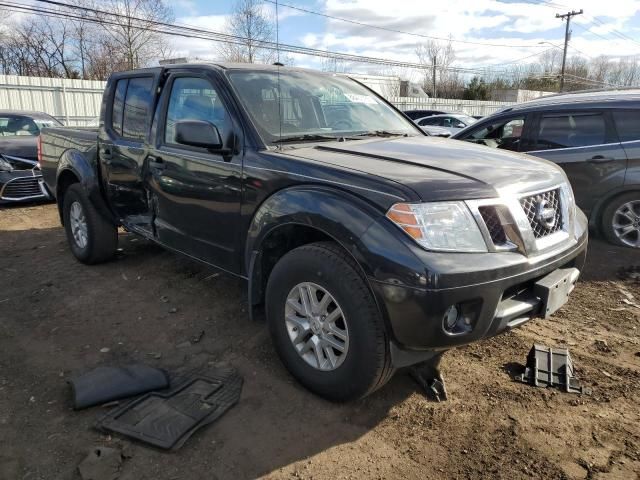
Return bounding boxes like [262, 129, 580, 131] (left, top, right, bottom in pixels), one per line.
[601, 192, 640, 249]
[62, 184, 118, 264]
[265, 241, 393, 401]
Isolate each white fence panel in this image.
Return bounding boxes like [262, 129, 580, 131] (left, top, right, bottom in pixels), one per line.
[390, 96, 515, 117]
[0, 75, 518, 127]
[0, 75, 106, 126]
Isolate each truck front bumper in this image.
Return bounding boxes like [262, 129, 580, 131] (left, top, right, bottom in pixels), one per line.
[369, 213, 588, 368]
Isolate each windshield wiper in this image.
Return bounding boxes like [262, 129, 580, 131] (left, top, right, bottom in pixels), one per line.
[353, 130, 409, 138]
[272, 134, 339, 144]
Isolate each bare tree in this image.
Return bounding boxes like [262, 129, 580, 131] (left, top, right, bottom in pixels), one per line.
[96, 0, 174, 70]
[540, 49, 562, 75]
[415, 38, 461, 98]
[219, 0, 275, 64]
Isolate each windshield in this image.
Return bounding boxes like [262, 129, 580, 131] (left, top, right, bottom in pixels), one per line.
[227, 70, 419, 144]
[0, 114, 62, 137]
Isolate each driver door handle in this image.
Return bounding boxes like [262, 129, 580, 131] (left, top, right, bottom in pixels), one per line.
[587, 155, 615, 163]
[148, 156, 165, 171]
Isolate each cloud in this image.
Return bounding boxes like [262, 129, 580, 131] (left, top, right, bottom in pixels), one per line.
[171, 14, 230, 60]
[298, 0, 640, 71]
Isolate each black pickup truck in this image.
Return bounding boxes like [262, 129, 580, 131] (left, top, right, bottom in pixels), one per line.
[40, 63, 588, 401]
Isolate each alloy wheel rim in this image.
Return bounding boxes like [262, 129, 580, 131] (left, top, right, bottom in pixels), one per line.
[69, 201, 88, 249]
[612, 200, 640, 248]
[284, 282, 349, 371]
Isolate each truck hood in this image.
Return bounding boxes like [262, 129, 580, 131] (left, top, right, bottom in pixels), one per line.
[286, 136, 566, 201]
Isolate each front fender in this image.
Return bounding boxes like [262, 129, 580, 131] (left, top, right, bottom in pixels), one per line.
[245, 186, 430, 337]
[245, 185, 426, 280]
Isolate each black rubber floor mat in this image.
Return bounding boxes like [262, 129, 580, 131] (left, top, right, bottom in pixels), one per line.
[96, 367, 242, 450]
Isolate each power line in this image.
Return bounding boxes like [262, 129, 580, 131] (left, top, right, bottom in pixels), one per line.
[523, 1, 640, 51]
[586, 15, 640, 47]
[16, 0, 547, 76]
[4, 0, 630, 88]
[263, 0, 548, 49]
[1, 1, 498, 75]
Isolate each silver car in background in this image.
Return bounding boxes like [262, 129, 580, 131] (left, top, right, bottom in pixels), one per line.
[415, 113, 477, 136]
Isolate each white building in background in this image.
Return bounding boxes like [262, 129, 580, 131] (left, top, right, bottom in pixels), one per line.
[491, 88, 554, 103]
[347, 73, 428, 99]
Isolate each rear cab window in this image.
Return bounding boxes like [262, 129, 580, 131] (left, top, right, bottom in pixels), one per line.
[109, 76, 155, 142]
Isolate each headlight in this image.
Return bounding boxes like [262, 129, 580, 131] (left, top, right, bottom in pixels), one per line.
[386, 201, 487, 252]
[560, 182, 576, 230]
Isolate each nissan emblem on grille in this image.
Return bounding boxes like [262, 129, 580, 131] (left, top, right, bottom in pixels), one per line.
[520, 189, 563, 239]
[535, 198, 557, 229]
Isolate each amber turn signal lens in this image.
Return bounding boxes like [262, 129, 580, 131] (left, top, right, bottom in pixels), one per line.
[386, 204, 423, 240]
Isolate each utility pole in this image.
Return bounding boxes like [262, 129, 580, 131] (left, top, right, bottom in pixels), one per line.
[432, 56, 437, 98]
[556, 9, 583, 92]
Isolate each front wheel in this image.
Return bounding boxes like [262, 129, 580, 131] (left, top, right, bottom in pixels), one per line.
[62, 184, 118, 264]
[601, 193, 640, 248]
[265, 242, 393, 401]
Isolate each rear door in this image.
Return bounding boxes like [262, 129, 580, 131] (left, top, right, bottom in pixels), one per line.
[611, 109, 640, 187]
[145, 71, 244, 273]
[99, 71, 160, 234]
[526, 110, 627, 214]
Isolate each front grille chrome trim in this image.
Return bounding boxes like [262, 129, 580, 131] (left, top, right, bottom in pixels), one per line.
[466, 183, 575, 257]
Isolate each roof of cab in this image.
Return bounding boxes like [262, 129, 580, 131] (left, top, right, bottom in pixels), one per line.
[113, 62, 394, 86]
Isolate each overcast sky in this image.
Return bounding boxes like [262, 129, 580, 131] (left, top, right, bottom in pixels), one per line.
[173, 0, 640, 79]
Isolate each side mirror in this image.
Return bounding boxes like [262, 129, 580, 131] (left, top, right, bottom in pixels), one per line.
[175, 120, 222, 149]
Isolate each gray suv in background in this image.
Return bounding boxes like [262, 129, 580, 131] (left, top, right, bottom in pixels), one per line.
[452, 90, 640, 248]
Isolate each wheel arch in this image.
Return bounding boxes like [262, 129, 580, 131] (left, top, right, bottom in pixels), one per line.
[245, 185, 396, 322]
[55, 149, 115, 227]
[589, 184, 640, 232]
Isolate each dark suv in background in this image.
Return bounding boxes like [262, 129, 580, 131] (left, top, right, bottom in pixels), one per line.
[453, 90, 640, 249]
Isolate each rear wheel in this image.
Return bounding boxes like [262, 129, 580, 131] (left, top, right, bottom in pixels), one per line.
[265, 241, 393, 401]
[601, 192, 640, 248]
[62, 184, 118, 263]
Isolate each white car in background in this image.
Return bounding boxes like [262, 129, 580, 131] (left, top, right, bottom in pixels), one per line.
[420, 125, 453, 137]
[415, 113, 477, 136]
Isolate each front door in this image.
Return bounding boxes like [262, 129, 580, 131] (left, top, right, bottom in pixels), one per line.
[146, 73, 244, 273]
[526, 110, 628, 215]
[99, 72, 160, 234]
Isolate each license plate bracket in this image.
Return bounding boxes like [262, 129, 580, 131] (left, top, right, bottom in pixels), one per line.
[534, 268, 580, 319]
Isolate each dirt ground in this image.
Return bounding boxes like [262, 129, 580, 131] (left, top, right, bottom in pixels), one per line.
[0, 203, 639, 480]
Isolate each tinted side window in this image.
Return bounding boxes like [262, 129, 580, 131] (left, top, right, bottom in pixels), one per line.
[164, 77, 231, 146]
[613, 110, 640, 142]
[122, 77, 154, 141]
[111, 79, 128, 135]
[462, 116, 525, 152]
[535, 112, 605, 150]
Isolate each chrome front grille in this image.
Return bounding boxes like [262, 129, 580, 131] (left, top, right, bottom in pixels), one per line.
[467, 184, 573, 256]
[520, 189, 563, 239]
[1, 175, 45, 200]
[478, 206, 508, 246]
